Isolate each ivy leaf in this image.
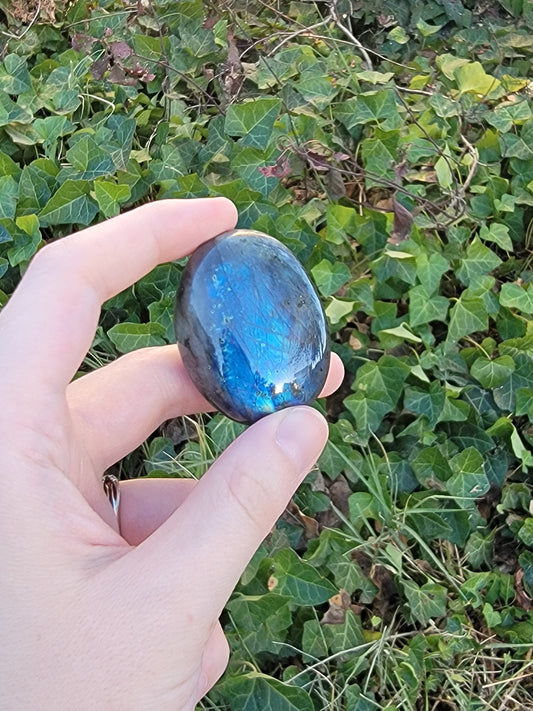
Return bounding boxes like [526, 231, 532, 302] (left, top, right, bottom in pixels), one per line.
[6, 215, 42, 266]
[231, 146, 279, 197]
[333, 89, 402, 132]
[147, 297, 174, 342]
[479, 223, 513, 251]
[311, 259, 351, 296]
[294, 74, 338, 110]
[415, 253, 449, 294]
[225, 594, 293, 655]
[447, 294, 489, 345]
[0, 151, 21, 179]
[33, 116, 73, 160]
[325, 297, 356, 327]
[409, 285, 449, 327]
[360, 129, 400, 178]
[500, 282, 533, 314]
[94, 180, 131, 218]
[435, 154, 453, 189]
[470, 355, 515, 388]
[518, 519, 533, 547]
[270, 548, 336, 605]
[107, 322, 167, 353]
[455, 62, 501, 96]
[105, 115, 136, 169]
[499, 122, 533, 159]
[0, 175, 19, 219]
[17, 158, 59, 215]
[0, 54, 32, 95]
[411, 446, 453, 487]
[0, 91, 32, 127]
[223, 672, 314, 711]
[486, 100, 532, 132]
[493, 353, 533, 412]
[225, 98, 282, 150]
[455, 239, 502, 286]
[404, 382, 446, 427]
[65, 135, 116, 180]
[402, 580, 447, 625]
[447, 448, 490, 502]
[323, 609, 366, 654]
[38, 180, 98, 227]
[344, 356, 410, 436]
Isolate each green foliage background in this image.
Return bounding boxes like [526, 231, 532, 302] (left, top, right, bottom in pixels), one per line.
[1, 0, 533, 708]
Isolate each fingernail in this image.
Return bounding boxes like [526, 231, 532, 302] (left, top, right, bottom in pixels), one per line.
[275, 406, 328, 475]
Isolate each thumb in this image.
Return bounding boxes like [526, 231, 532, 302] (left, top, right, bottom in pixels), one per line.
[137, 406, 328, 615]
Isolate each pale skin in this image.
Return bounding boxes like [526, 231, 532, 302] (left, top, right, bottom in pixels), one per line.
[0, 198, 344, 711]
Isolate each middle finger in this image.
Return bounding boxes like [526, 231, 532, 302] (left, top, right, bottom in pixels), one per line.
[68, 347, 345, 472]
[67, 345, 212, 472]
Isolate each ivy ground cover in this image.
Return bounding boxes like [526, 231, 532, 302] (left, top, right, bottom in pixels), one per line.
[1, 0, 533, 708]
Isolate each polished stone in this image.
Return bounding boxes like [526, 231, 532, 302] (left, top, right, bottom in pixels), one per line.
[174, 229, 330, 424]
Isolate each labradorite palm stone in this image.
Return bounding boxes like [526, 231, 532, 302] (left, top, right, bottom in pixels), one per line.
[174, 229, 330, 424]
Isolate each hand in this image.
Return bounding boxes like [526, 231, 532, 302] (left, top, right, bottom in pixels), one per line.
[0, 199, 344, 711]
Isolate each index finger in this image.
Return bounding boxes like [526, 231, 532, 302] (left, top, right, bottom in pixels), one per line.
[0, 198, 238, 394]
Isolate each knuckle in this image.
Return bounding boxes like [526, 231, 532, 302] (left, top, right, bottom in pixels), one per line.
[28, 239, 71, 277]
[224, 463, 275, 534]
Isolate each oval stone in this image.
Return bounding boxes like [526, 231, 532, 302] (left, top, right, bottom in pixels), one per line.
[174, 229, 330, 424]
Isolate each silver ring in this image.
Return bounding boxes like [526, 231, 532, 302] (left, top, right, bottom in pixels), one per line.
[102, 473, 121, 528]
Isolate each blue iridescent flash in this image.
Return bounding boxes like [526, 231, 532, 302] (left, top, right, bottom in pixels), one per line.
[174, 229, 330, 424]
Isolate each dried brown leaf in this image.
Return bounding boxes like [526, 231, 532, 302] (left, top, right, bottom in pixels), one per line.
[389, 194, 413, 244]
[321, 589, 351, 625]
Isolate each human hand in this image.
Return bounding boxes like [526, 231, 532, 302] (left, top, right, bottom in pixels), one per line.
[0, 199, 344, 710]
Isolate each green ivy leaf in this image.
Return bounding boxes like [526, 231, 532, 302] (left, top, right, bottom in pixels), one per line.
[0, 175, 18, 219]
[17, 158, 59, 215]
[225, 98, 282, 150]
[33, 116, 73, 160]
[493, 353, 533, 411]
[271, 548, 336, 605]
[65, 135, 116, 180]
[455, 239, 502, 286]
[411, 447, 452, 487]
[223, 672, 314, 711]
[6, 214, 42, 266]
[500, 282, 533, 314]
[294, 74, 338, 110]
[38, 180, 98, 227]
[344, 356, 410, 436]
[402, 580, 447, 625]
[0, 54, 32, 95]
[0, 91, 32, 127]
[360, 129, 400, 178]
[94, 181, 131, 218]
[409, 285, 449, 327]
[333, 90, 402, 132]
[479, 223, 513, 251]
[486, 99, 532, 132]
[499, 121, 533, 159]
[470, 355, 515, 388]
[226, 594, 293, 655]
[455, 62, 501, 96]
[404, 382, 446, 427]
[107, 322, 167, 353]
[105, 115, 136, 170]
[447, 448, 489, 502]
[311, 259, 351, 296]
[230, 146, 279, 197]
[323, 609, 366, 654]
[447, 294, 489, 345]
[518, 519, 533, 547]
